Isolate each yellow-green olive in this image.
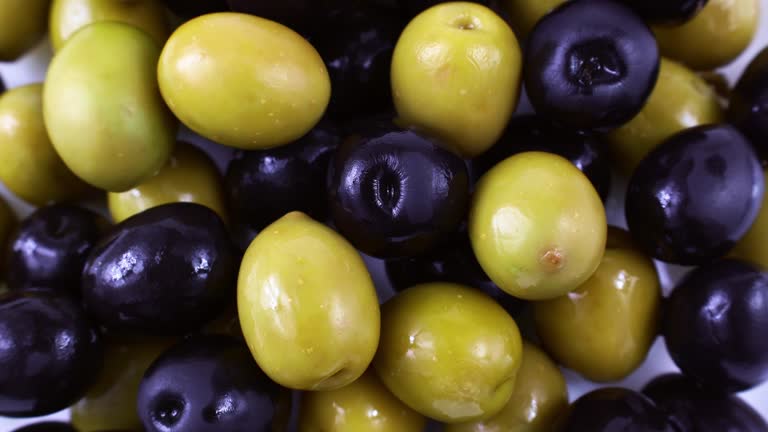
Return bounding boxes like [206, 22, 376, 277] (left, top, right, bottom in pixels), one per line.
[49, 0, 170, 51]
[298, 370, 427, 432]
[730, 171, 768, 269]
[43, 21, 177, 192]
[0, 84, 90, 206]
[445, 342, 569, 432]
[501, 0, 565, 39]
[374, 282, 523, 424]
[107, 143, 227, 223]
[653, 0, 759, 70]
[470, 151, 607, 301]
[0, 0, 48, 61]
[158, 12, 330, 150]
[0, 195, 16, 279]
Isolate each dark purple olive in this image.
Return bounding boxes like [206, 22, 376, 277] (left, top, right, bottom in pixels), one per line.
[524, 0, 659, 130]
[161, 0, 229, 18]
[5, 204, 107, 293]
[328, 119, 469, 258]
[618, 0, 708, 24]
[561, 388, 676, 432]
[663, 259, 768, 393]
[137, 335, 291, 432]
[10, 423, 77, 432]
[0, 291, 102, 417]
[625, 125, 764, 265]
[729, 46, 768, 163]
[82, 203, 236, 334]
[643, 374, 768, 432]
[470, 114, 611, 200]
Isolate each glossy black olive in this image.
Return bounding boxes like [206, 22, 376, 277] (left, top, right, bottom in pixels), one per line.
[643, 374, 768, 431]
[398, 0, 489, 19]
[470, 114, 611, 200]
[137, 335, 291, 432]
[161, 0, 229, 19]
[663, 259, 768, 393]
[328, 119, 469, 258]
[524, 0, 659, 130]
[619, 0, 708, 24]
[82, 203, 236, 333]
[0, 291, 102, 417]
[5, 204, 106, 293]
[225, 122, 340, 252]
[10, 423, 77, 432]
[729, 46, 768, 162]
[561, 388, 676, 432]
[625, 125, 764, 265]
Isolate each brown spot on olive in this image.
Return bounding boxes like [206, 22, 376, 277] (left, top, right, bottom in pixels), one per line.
[539, 248, 566, 272]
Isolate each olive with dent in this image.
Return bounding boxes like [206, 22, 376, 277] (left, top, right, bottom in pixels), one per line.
[561, 388, 676, 432]
[729, 46, 768, 161]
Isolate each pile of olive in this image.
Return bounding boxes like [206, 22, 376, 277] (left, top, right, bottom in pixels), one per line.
[1, 0, 768, 431]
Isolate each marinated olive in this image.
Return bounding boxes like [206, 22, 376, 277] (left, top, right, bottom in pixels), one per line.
[10, 423, 77, 432]
[328, 120, 469, 258]
[6, 204, 106, 293]
[561, 388, 675, 432]
[729, 46, 768, 160]
[374, 283, 523, 423]
[663, 259, 768, 392]
[0, 194, 16, 280]
[620, 0, 709, 24]
[625, 125, 764, 264]
[0, 290, 102, 417]
[161, 0, 229, 18]
[137, 335, 291, 432]
[524, 0, 659, 130]
[470, 152, 607, 300]
[730, 171, 768, 268]
[0, 0, 48, 61]
[82, 203, 236, 333]
[501, 0, 565, 39]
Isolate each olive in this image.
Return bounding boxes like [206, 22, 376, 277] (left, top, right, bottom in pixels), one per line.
[10, 423, 77, 432]
[398, 0, 490, 19]
[0, 194, 16, 280]
[663, 259, 768, 393]
[619, 0, 709, 24]
[730, 171, 768, 268]
[729, 46, 768, 161]
[561, 388, 676, 432]
[137, 335, 291, 432]
[625, 125, 764, 265]
[82, 203, 236, 333]
[0, 84, 91, 206]
[524, 0, 659, 130]
[643, 374, 768, 432]
[471, 114, 611, 201]
[0, 0, 48, 61]
[160, 0, 229, 19]
[227, 0, 315, 33]
[0, 290, 102, 417]
[328, 120, 469, 258]
[501, 0, 565, 40]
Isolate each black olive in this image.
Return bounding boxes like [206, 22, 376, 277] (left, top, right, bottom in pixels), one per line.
[561, 387, 676, 432]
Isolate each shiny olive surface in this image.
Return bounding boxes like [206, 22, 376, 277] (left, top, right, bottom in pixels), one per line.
[298, 370, 427, 432]
[562, 388, 675, 432]
[329, 121, 468, 258]
[607, 58, 724, 174]
[620, 0, 709, 24]
[524, 0, 659, 130]
[10, 423, 77, 432]
[0, 84, 90, 206]
[730, 171, 768, 268]
[445, 342, 568, 432]
[0, 0, 48, 61]
[471, 115, 611, 201]
[109, 143, 227, 224]
[161, 0, 229, 18]
[374, 283, 523, 423]
[501, 0, 565, 39]
[729, 46, 768, 161]
[137, 335, 291, 432]
[664, 259, 768, 393]
[82, 203, 236, 333]
[0, 195, 16, 279]
[643, 374, 768, 432]
[0, 290, 102, 417]
[625, 125, 764, 265]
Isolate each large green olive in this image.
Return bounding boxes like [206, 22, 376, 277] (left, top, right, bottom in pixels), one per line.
[43, 21, 176, 192]
[0, 195, 16, 280]
[445, 342, 569, 432]
[730, 171, 768, 269]
[49, 0, 170, 51]
[374, 282, 523, 424]
[0, 0, 48, 61]
[0, 84, 90, 205]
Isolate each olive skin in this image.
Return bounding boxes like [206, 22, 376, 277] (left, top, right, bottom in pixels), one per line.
[561, 388, 675, 432]
[625, 125, 764, 265]
[398, 0, 490, 19]
[161, 0, 229, 18]
[643, 374, 768, 432]
[137, 335, 291, 432]
[82, 203, 236, 333]
[0, 0, 48, 61]
[0, 84, 90, 206]
[729, 46, 768, 161]
[0, 291, 102, 417]
[471, 115, 611, 201]
[0, 195, 16, 279]
[664, 259, 768, 393]
[620, 0, 709, 24]
[731, 171, 768, 268]
[524, 0, 659, 130]
[11, 423, 77, 432]
[6, 204, 107, 293]
[328, 121, 469, 258]
[501, 0, 565, 39]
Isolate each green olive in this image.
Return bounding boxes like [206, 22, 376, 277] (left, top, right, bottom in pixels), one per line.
[653, 0, 759, 71]
[107, 143, 227, 223]
[0, 195, 16, 280]
[49, 0, 170, 51]
[374, 282, 523, 423]
[730, 171, 768, 269]
[445, 341, 569, 432]
[298, 369, 427, 432]
[470, 151, 607, 301]
[43, 21, 177, 192]
[501, 0, 565, 39]
[158, 12, 330, 150]
[0, 0, 48, 61]
[533, 239, 661, 382]
[0, 84, 90, 205]
[238, 211, 380, 391]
